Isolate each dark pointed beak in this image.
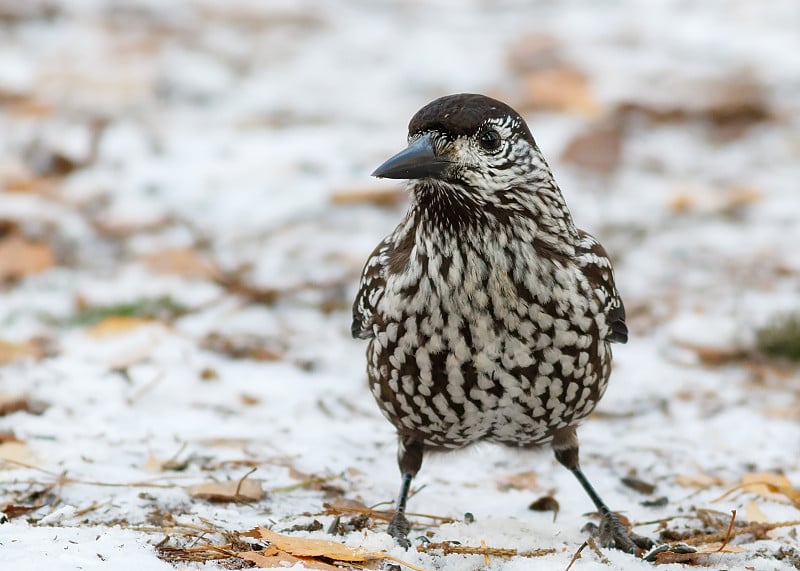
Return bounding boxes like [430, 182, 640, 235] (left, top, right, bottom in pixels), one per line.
[371, 134, 450, 180]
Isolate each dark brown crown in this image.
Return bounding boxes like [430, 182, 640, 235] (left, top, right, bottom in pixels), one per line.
[407, 93, 535, 144]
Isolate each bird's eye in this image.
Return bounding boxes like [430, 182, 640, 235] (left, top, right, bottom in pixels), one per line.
[479, 129, 501, 152]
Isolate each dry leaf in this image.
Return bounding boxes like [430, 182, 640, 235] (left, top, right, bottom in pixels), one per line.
[2, 175, 55, 194]
[241, 527, 425, 570]
[715, 472, 800, 508]
[144, 454, 165, 473]
[674, 342, 745, 366]
[240, 393, 260, 406]
[85, 316, 154, 338]
[0, 392, 46, 415]
[560, 124, 623, 174]
[497, 470, 539, 492]
[0, 339, 44, 365]
[669, 186, 764, 216]
[243, 527, 380, 561]
[620, 476, 656, 495]
[615, 75, 770, 141]
[238, 546, 340, 570]
[1, 503, 40, 519]
[0, 430, 21, 444]
[330, 187, 405, 207]
[0, 441, 35, 468]
[201, 333, 283, 362]
[528, 495, 560, 519]
[521, 66, 599, 115]
[0, 236, 54, 281]
[144, 454, 189, 473]
[745, 500, 769, 523]
[187, 479, 264, 503]
[675, 473, 725, 489]
[140, 248, 220, 280]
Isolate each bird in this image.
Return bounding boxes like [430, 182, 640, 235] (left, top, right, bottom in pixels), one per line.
[352, 93, 651, 553]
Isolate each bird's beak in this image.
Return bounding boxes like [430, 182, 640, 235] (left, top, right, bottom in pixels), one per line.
[371, 134, 450, 180]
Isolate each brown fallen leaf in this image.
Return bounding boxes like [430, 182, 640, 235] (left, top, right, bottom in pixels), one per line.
[0, 430, 21, 444]
[200, 333, 283, 362]
[745, 500, 769, 524]
[621, 476, 657, 495]
[0, 339, 45, 365]
[330, 187, 405, 207]
[497, 470, 539, 492]
[669, 185, 764, 216]
[528, 495, 560, 520]
[0, 441, 35, 468]
[242, 527, 425, 570]
[1, 503, 41, 519]
[239, 545, 340, 570]
[240, 393, 260, 406]
[187, 479, 264, 503]
[2, 175, 56, 194]
[139, 248, 220, 280]
[0, 392, 47, 416]
[560, 124, 623, 174]
[243, 527, 378, 561]
[0, 235, 54, 281]
[672, 339, 746, 366]
[714, 472, 800, 508]
[615, 75, 771, 141]
[85, 316, 155, 338]
[675, 473, 726, 489]
[521, 65, 600, 116]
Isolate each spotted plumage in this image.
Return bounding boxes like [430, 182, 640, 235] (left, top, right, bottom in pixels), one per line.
[352, 94, 650, 553]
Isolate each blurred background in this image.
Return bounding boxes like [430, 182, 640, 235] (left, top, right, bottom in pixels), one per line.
[1, 0, 799, 566]
[0, 0, 797, 358]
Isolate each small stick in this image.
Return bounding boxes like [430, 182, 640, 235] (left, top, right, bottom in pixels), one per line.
[564, 541, 587, 571]
[717, 510, 736, 552]
[325, 502, 455, 524]
[234, 467, 257, 498]
[417, 541, 554, 559]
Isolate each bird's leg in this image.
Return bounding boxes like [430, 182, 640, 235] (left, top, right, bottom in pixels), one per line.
[388, 437, 423, 548]
[552, 429, 653, 554]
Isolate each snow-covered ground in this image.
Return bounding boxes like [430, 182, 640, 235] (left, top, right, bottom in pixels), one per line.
[1, 1, 799, 569]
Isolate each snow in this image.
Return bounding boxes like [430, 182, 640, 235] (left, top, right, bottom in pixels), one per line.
[1, 0, 800, 570]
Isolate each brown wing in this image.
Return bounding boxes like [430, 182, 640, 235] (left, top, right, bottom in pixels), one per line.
[575, 229, 627, 344]
[351, 238, 390, 340]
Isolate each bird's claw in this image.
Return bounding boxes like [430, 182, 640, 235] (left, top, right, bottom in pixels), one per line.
[387, 512, 411, 549]
[584, 512, 654, 555]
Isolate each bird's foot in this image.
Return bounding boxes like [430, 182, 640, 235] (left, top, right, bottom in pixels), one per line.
[584, 512, 654, 555]
[387, 512, 411, 549]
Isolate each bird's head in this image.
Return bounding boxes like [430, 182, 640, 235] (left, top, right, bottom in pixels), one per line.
[372, 94, 555, 208]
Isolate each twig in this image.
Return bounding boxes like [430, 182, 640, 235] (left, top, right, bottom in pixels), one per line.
[417, 540, 554, 559]
[126, 370, 165, 405]
[234, 467, 257, 497]
[3, 459, 191, 488]
[325, 502, 455, 524]
[682, 519, 800, 545]
[717, 510, 736, 552]
[564, 541, 587, 571]
[269, 474, 338, 493]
